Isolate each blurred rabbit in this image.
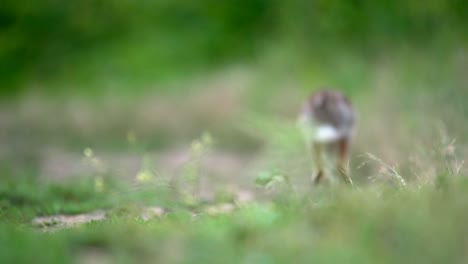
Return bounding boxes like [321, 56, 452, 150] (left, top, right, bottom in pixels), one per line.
[298, 89, 355, 185]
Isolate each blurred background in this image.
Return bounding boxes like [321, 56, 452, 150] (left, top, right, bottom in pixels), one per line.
[1, 0, 468, 190]
[2, 1, 468, 263]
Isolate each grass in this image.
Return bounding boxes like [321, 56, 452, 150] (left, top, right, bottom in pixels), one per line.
[1, 43, 468, 263]
[1, 175, 468, 264]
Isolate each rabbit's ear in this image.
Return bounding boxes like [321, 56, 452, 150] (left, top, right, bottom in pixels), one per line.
[311, 92, 325, 107]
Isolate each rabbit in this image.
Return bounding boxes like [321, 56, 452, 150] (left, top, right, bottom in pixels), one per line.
[298, 89, 355, 185]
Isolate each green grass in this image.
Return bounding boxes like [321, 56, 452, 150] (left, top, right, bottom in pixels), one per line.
[1, 173, 468, 264]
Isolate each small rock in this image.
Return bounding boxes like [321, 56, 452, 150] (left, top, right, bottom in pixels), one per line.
[235, 190, 255, 205]
[205, 203, 235, 215]
[32, 210, 106, 231]
[140, 207, 165, 221]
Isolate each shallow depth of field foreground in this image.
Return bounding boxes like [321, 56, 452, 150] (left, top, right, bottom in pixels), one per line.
[1, 1, 468, 263]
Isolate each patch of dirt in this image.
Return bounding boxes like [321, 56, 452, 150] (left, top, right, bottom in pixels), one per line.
[32, 207, 167, 232]
[31, 199, 260, 231]
[139, 206, 165, 221]
[40, 147, 259, 199]
[32, 210, 107, 231]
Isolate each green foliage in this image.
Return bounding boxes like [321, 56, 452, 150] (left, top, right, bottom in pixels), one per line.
[0, 0, 274, 94]
[0, 225, 70, 263]
[2, 176, 468, 263]
[1, 0, 467, 95]
[0, 176, 110, 221]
